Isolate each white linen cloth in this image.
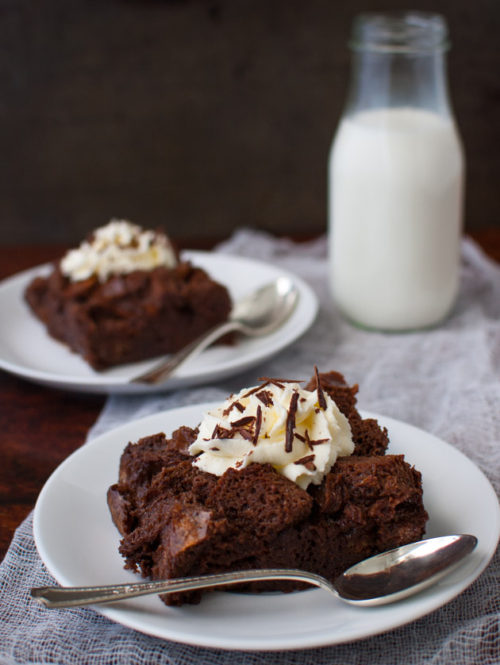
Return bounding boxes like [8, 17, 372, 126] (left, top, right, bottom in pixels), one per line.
[0, 230, 499, 664]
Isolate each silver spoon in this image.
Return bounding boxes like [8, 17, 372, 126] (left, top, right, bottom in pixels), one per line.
[131, 277, 299, 385]
[31, 534, 476, 609]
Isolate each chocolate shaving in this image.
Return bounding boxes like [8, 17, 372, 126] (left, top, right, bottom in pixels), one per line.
[236, 428, 254, 441]
[222, 400, 245, 416]
[210, 446, 220, 451]
[269, 379, 285, 389]
[285, 391, 299, 453]
[211, 423, 253, 441]
[241, 381, 271, 399]
[294, 432, 306, 443]
[210, 410, 262, 444]
[259, 377, 304, 392]
[310, 438, 329, 446]
[211, 424, 233, 439]
[314, 365, 327, 410]
[255, 390, 274, 407]
[231, 415, 256, 428]
[242, 377, 303, 400]
[294, 454, 316, 465]
[303, 429, 330, 450]
[252, 405, 262, 445]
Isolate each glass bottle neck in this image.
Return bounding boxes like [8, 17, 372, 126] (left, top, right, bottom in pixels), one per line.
[344, 49, 453, 118]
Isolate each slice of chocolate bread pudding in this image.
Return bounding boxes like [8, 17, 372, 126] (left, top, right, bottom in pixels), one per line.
[108, 369, 427, 604]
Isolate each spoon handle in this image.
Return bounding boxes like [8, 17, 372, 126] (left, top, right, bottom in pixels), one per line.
[31, 569, 335, 609]
[131, 319, 240, 384]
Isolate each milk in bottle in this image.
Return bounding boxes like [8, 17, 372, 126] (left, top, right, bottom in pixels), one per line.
[328, 13, 464, 331]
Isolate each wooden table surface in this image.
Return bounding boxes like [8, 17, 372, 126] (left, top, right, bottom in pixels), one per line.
[0, 230, 499, 561]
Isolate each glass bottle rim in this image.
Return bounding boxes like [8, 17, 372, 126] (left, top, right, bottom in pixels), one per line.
[350, 11, 450, 54]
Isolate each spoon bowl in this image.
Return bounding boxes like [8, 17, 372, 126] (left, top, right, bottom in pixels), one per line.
[31, 534, 477, 609]
[132, 277, 298, 385]
[335, 533, 477, 606]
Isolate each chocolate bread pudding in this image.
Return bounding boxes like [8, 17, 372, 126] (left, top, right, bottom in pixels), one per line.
[107, 369, 428, 605]
[24, 219, 232, 369]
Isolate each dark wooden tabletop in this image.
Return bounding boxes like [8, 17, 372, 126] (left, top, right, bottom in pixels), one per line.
[0, 230, 499, 561]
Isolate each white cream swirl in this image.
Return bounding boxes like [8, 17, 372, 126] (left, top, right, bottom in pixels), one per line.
[60, 219, 177, 282]
[189, 379, 354, 489]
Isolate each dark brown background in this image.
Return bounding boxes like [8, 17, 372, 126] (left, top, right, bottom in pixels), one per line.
[0, 0, 499, 246]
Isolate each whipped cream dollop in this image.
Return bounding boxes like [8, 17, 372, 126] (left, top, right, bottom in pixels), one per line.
[60, 219, 177, 282]
[189, 377, 355, 489]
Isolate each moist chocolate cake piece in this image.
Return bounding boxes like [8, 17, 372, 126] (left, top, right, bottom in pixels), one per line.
[348, 414, 389, 456]
[110, 449, 426, 605]
[206, 463, 313, 544]
[108, 367, 428, 606]
[313, 455, 427, 548]
[107, 427, 203, 535]
[25, 261, 232, 369]
[177, 454, 425, 602]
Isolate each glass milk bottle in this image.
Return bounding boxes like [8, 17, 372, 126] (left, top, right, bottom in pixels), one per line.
[328, 12, 464, 331]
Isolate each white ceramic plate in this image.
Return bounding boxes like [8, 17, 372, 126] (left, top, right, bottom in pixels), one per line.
[33, 404, 500, 652]
[0, 251, 317, 394]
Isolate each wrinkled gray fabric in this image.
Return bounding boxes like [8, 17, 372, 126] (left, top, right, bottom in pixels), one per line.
[1, 230, 499, 664]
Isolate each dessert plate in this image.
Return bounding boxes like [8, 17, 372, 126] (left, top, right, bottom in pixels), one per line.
[33, 404, 500, 651]
[0, 251, 317, 394]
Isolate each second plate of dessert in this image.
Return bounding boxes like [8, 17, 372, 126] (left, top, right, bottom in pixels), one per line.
[0, 251, 317, 393]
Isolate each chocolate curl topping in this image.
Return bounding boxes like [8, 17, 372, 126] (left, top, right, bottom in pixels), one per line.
[222, 400, 245, 416]
[304, 429, 329, 450]
[241, 381, 271, 399]
[212, 421, 254, 441]
[211, 424, 233, 439]
[231, 415, 256, 428]
[310, 438, 329, 446]
[285, 391, 299, 453]
[237, 428, 255, 441]
[294, 454, 315, 466]
[255, 390, 274, 407]
[314, 365, 327, 410]
[253, 405, 262, 445]
[267, 379, 284, 390]
[242, 377, 303, 400]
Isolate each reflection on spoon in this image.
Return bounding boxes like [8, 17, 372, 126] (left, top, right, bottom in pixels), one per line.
[31, 534, 477, 609]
